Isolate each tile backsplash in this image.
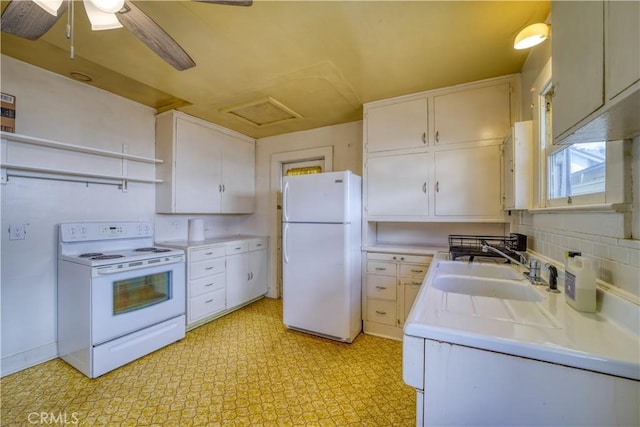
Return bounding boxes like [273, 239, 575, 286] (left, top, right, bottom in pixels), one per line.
[515, 216, 640, 303]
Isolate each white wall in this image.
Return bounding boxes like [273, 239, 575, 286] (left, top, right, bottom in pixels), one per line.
[253, 122, 363, 296]
[514, 46, 640, 302]
[0, 56, 160, 375]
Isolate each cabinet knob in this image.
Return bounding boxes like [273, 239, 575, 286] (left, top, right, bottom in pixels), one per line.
[435, 181, 440, 193]
[435, 130, 440, 143]
[375, 310, 387, 315]
[422, 182, 427, 194]
[375, 286, 387, 290]
[421, 132, 426, 144]
[375, 267, 387, 271]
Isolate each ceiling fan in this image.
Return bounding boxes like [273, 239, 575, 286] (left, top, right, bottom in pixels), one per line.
[0, 0, 252, 71]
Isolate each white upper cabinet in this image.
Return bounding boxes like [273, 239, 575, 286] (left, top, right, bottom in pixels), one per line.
[366, 97, 428, 153]
[155, 111, 255, 214]
[433, 82, 512, 146]
[433, 144, 503, 219]
[551, 0, 639, 144]
[220, 133, 255, 213]
[363, 75, 515, 222]
[503, 121, 533, 211]
[366, 152, 430, 219]
[606, 0, 640, 100]
[551, 0, 605, 141]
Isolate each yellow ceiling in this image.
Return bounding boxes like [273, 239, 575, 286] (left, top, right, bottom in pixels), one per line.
[0, 0, 550, 138]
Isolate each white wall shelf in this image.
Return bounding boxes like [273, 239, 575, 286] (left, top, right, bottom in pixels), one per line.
[0, 131, 162, 188]
[0, 132, 163, 164]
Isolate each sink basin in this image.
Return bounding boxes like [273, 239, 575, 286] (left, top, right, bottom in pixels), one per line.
[432, 274, 543, 302]
[435, 260, 524, 280]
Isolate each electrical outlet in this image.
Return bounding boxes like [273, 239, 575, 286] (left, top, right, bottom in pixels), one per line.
[9, 224, 26, 240]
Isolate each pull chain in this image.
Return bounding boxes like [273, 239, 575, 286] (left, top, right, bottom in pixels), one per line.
[66, 0, 75, 59]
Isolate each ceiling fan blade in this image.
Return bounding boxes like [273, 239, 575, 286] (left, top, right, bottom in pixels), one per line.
[116, 0, 195, 71]
[1, 0, 67, 41]
[195, 0, 253, 6]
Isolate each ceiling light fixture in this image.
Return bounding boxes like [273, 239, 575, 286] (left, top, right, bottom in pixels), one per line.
[83, 0, 124, 30]
[33, 0, 64, 16]
[514, 23, 549, 50]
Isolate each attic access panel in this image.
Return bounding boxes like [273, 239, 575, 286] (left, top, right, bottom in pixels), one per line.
[221, 97, 302, 127]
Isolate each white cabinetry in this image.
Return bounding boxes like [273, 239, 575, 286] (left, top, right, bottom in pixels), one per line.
[366, 97, 428, 153]
[363, 76, 514, 223]
[551, 0, 639, 144]
[161, 236, 268, 331]
[155, 110, 255, 214]
[503, 121, 533, 210]
[551, 0, 605, 141]
[226, 238, 269, 309]
[364, 252, 431, 340]
[366, 152, 430, 218]
[433, 83, 512, 146]
[606, 1, 640, 100]
[186, 245, 226, 327]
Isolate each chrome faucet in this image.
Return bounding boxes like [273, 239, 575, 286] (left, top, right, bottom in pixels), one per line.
[480, 240, 546, 285]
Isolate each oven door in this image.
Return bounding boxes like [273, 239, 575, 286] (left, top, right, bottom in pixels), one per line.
[91, 258, 185, 345]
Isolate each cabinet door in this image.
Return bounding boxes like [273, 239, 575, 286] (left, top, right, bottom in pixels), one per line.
[248, 248, 268, 300]
[366, 152, 430, 217]
[402, 282, 421, 323]
[434, 144, 503, 218]
[607, 0, 640, 100]
[226, 252, 250, 309]
[221, 134, 255, 213]
[433, 83, 511, 146]
[366, 98, 428, 153]
[552, 1, 604, 140]
[175, 118, 222, 213]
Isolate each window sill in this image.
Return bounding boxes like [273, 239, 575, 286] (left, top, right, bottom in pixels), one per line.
[528, 203, 631, 214]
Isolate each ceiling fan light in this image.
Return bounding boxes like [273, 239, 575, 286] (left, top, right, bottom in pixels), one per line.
[514, 23, 549, 50]
[33, 0, 64, 16]
[88, 0, 125, 14]
[83, 0, 123, 31]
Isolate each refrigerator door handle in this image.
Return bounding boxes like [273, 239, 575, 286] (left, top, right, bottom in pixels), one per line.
[282, 181, 290, 222]
[283, 223, 289, 264]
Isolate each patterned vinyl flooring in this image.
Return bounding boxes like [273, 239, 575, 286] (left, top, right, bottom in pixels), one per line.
[1, 298, 415, 426]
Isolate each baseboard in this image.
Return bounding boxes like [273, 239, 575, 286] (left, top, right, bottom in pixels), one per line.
[1, 343, 58, 377]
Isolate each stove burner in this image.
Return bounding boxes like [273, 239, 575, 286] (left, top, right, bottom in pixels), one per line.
[135, 247, 172, 253]
[79, 253, 103, 258]
[91, 254, 125, 260]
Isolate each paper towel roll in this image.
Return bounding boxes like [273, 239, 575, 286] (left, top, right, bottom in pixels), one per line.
[188, 219, 205, 241]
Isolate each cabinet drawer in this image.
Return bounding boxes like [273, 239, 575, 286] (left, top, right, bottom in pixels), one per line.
[366, 275, 396, 300]
[226, 241, 249, 255]
[400, 264, 429, 278]
[367, 252, 432, 264]
[190, 272, 226, 297]
[403, 254, 432, 264]
[190, 257, 225, 280]
[367, 299, 397, 326]
[249, 238, 267, 251]
[189, 288, 225, 322]
[367, 261, 397, 275]
[190, 245, 225, 262]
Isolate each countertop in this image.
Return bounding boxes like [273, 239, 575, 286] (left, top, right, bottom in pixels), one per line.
[404, 252, 640, 381]
[363, 242, 448, 256]
[157, 235, 267, 249]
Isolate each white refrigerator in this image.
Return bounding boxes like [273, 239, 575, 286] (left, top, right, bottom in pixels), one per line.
[282, 170, 362, 343]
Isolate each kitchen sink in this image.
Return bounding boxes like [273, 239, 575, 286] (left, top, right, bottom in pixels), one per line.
[432, 274, 543, 302]
[435, 260, 524, 280]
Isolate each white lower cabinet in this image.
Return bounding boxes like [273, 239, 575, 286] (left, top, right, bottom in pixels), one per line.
[364, 251, 432, 340]
[163, 236, 268, 330]
[226, 238, 269, 310]
[187, 245, 226, 326]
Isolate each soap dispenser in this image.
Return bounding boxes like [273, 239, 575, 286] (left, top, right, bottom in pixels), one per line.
[564, 252, 597, 312]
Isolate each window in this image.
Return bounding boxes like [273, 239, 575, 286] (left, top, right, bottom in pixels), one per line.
[540, 84, 615, 207]
[548, 141, 606, 202]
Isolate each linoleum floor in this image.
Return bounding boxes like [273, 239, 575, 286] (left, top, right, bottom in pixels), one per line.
[1, 298, 415, 426]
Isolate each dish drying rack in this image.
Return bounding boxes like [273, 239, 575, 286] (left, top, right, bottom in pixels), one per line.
[448, 234, 527, 261]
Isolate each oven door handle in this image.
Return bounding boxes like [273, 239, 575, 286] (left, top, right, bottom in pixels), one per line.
[94, 255, 184, 275]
